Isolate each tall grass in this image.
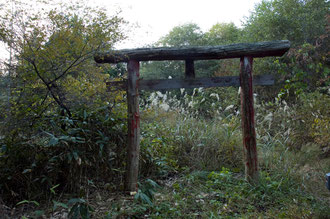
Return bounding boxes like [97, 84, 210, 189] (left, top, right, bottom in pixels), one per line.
[140, 88, 330, 205]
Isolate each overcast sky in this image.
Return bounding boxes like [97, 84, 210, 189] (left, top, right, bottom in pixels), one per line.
[93, 0, 262, 49]
[0, 0, 262, 61]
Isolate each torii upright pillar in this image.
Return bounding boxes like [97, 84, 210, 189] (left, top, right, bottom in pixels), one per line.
[125, 60, 140, 192]
[240, 56, 258, 183]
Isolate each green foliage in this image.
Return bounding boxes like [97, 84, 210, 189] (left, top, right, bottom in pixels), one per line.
[106, 169, 329, 218]
[16, 200, 40, 207]
[68, 198, 94, 219]
[137, 86, 329, 217]
[205, 22, 242, 45]
[0, 0, 128, 206]
[140, 120, 179, 177]
[253, 92, 330, 202]
[158, 23, 205, 47]
[276, 42, 329, 99]
[290, 92, 330, 150]
[140, 90, 244, 174]
[243, 0, 329, 46]
[134, 179, 160, 206]
[0, 0, 329, 217]
[0, 0, 126, 129]
[140, 22, 243, 80]
[180, 87, 239, 117]
[242, 0, 329, 100]
[140, 23, 205, 80]
[0, 103, 127, 203]
[256, 91, 330, 153]
[141, 87, 239, 119]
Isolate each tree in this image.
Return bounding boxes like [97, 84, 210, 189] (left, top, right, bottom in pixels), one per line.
[205, 22, 242, 45]
[141, 22, 244, 79]
[240, 0, 329, 100]
[140, 23, 206, 80]
[0, 0, 128, 202]
[243, 0, 329, 46]
[158, 23, 205, 47]
[0, 0, 126, 129]
[141, 23, 220, 79]
[204, 23, 243, 77]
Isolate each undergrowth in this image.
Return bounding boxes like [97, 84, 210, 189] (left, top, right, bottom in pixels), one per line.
[1, 87, 329, 218]
[106, 169, 329, 218]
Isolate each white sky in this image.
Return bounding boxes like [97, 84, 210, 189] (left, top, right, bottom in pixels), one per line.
[92, 0, 262, 49]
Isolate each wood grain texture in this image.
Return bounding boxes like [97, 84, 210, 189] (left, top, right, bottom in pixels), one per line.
[185, 60, 195, 79]
[95, 40, 290, 63]
[106, 75, 274, 91]
[125, 60, 140, 192]
[239, 56, 259, 183]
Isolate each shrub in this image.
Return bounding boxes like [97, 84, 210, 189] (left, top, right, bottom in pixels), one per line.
[0, 102, 127, 205]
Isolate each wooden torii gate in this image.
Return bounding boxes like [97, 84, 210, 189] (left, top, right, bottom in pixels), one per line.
[94, 40, 290, 192]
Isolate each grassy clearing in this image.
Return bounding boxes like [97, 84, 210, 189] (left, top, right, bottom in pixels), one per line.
[13, 168, 328, 218]
[104, 169, 329, 218]
[132, 90, 330, 218]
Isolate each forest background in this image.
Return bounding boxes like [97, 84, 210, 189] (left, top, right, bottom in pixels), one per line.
[0, 0, 329, 218]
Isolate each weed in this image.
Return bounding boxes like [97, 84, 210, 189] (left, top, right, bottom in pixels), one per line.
[105, 169, 329, 218]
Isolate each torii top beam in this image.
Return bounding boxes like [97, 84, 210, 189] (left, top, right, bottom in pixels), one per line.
[94, 40, 290, 64]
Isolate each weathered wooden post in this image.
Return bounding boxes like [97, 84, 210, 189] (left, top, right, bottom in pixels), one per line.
[125, 60, 140, 192]
[240, 56, 258, 183]
[185, 59, 195, 78]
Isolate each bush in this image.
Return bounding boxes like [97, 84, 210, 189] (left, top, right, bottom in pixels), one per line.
[0, 102, 127, 205]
